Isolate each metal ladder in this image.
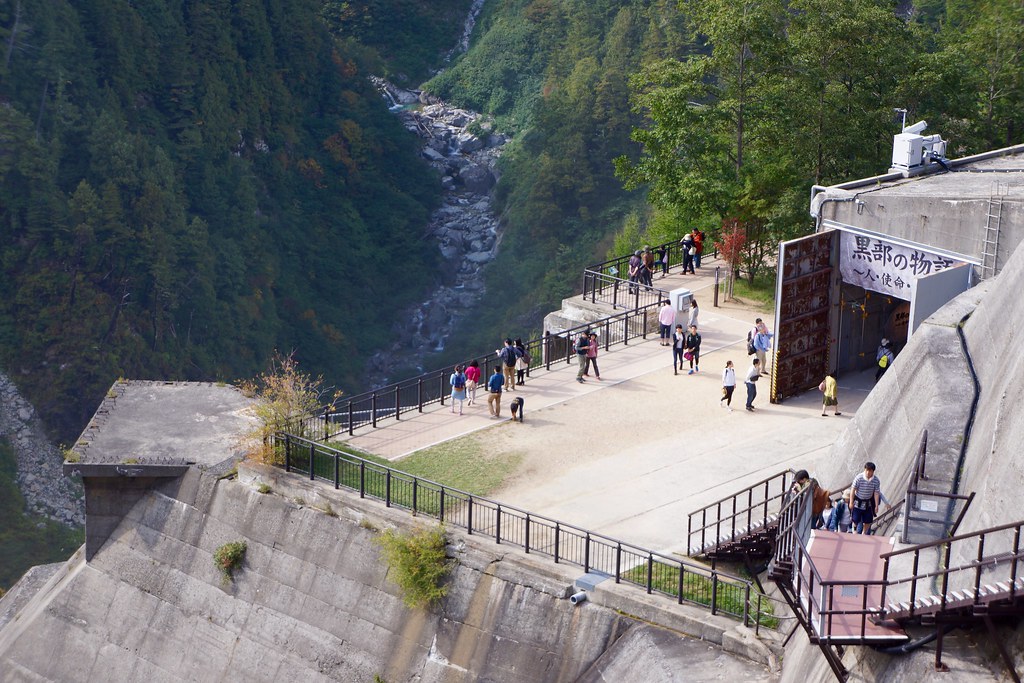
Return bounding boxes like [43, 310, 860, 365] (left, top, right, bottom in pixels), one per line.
[981, 183, 1005, 279]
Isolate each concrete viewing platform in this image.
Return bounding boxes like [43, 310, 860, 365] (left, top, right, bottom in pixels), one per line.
[330, 261, 875, 557]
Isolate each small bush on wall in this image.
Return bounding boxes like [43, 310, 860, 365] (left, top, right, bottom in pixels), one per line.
[213, 541, 248, 584]
[375, 525, 452, 609]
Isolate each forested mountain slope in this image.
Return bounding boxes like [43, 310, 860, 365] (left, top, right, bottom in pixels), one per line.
[0, 0, 457, 440]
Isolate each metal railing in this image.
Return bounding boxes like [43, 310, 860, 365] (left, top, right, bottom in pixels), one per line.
[284, 300, 663, 440]
[274, 432, 783, 630]
[687, 470, 796, 556]
[584, 238, 694, 284]
[902, 430, 975, 543]
[582, 270, 669, 310]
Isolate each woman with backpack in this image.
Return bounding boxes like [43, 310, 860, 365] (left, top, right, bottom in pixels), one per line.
[450, 365, 467, 415]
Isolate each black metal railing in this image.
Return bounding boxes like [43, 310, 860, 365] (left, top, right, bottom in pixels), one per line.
[584, 238, 693, 284]
[582, 270, 670, 310]
[687, 470, 795, 556]
[274, 432, 783, 630]
[286, 301, 663, 440]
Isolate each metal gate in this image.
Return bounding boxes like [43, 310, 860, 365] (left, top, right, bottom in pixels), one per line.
[772, 232, 837, 403]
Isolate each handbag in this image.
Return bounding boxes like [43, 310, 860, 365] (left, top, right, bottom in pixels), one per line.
[684, 351, 693, 361]
[818, 380, 826, 392]
[746, 341, 756, 355]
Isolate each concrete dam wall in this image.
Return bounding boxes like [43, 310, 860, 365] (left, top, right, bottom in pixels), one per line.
[0, 459, 774, 682]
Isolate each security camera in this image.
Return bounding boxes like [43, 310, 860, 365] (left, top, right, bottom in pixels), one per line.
[903, 120, 927, 135]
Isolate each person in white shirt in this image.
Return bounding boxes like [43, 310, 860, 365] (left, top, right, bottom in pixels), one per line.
[687, 298, 699, 329]
[744, 358, 761, 411]
[720, 360, 736, 411]
[658, 300, 674, 346]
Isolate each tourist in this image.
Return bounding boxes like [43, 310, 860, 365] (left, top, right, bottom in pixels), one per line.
[847, 462, 881, 535]
[465, 360, 481, 406]
[693, 230, 704, 269]
[514, 338, 530, 386]
[656, 246, 669, 278]
[497, 338, 517, 392]
[826, 497, 852, 533]
[449, 365, 467, 415]
[585, 332, 602, 380]
[680, 233, 696, 274]
[575, 331, 590, 383]
[793, 470, 830, 529]
[673, 324, 687, 375]
[687, 298, 699, 330]
[487, 366, 505, 418]
[658, 299, 674, 346]
[721, 360, 736, 411]
[820, 372, 840, 416]
[744, 358, 761, 411]
[628, 250, 642, 293]
[751, 318, 773, 375]
[684, 325, 701, 375]
[876, 338, 895, 382]
[642, 246, 656, 288]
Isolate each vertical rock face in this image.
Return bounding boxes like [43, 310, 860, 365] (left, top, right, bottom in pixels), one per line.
[0, 371, 84, 527]
[367, 88, 507, 380]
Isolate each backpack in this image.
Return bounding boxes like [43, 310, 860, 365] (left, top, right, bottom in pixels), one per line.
[452, 373, 466, 390]
[746, 330, 756, 356]
[878, 354, 889, 368]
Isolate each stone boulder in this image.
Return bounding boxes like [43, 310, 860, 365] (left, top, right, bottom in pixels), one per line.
[460, 164, 495, 194]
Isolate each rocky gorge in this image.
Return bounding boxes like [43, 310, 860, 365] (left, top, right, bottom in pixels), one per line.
[367, 80, 506, 380]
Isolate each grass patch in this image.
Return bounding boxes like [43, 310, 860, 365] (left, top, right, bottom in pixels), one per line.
[256, 483, 272, 494]
[621, 562, 778, 629]
[730, 272, 776, 310]
[0, 438, 84, 591]
[398, 438, 521, 497]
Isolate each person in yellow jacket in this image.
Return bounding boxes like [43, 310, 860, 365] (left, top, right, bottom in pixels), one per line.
[821, 372, 840, 416]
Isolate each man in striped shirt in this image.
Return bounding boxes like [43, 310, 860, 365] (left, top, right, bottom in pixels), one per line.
[847, 462, 881, 535]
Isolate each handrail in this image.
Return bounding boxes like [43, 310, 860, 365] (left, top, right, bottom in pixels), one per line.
[283, 300, 663, 439]
[687, 470, 795, 555]
[273, 432, 784, 629]
[582, 270, 669, 310]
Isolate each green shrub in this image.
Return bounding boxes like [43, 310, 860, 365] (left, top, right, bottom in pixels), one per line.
[375, 525, 452, 609]
[213, 541, 247, 584]
[256, 483, 272, 494]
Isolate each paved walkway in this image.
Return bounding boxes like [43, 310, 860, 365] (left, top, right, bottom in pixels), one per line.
[333, 259, 873, 556]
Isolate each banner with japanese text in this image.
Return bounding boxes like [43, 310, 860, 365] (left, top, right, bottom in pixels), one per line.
[838, 232, 966, 300]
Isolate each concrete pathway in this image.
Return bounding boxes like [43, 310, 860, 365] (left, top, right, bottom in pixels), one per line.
[332, 259, 875, 557]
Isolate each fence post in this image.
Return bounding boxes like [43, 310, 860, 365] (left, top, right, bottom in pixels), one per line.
[714, 266, 721, 307]
[439, 371, 445, 406]
[743, 584, 751, 626]
[613, 278, 620, 309]
[308, 443, 315, 481]
[395, 386, 401, 421]
[544, 331, 551, 371]
[412, 478, 418, 513]
[525, 514, 531, 554]
[386, 470, 392, 508]
[677, 564, 685, 604]
[333, 453, 339, 489]
[646, 554, 653, 594]
[615, 543, 621, 583]
[604, 320, 610, 351]
[418, 378, 424, 413]
[348, 401, 354, 436]
[496, 505, 502, 544]
[554, 523, 560, 563]
[371, 393, 377, 428]
[584, 532, 591, 572]
[624, 310, 630, 345]
[440, 487, 445, 522]
[711, 571, 719, 615]
[323, 405, 330, 440]
[359, 461, 365, 498]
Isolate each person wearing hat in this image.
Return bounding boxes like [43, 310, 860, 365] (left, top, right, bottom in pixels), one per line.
[679, 233, 696, 274]
[875, 338, 894, 382]
[575, 330, 591, 383]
